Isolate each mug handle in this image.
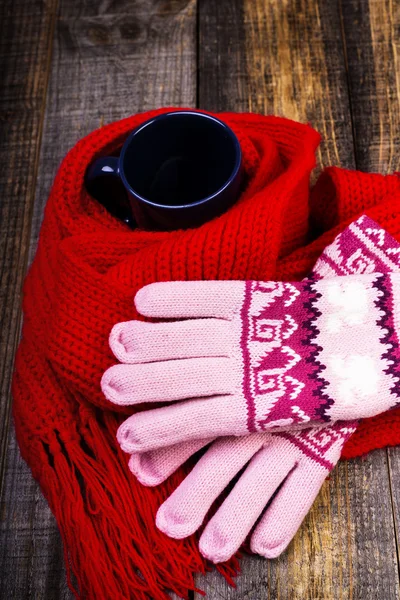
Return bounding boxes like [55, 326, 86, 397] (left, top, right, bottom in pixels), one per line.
[85, 156, 135, 227]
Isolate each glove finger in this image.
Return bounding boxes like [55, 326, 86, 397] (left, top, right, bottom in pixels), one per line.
[128, 437, 215, 486]
[135, 281, 245, 319]
[156, 434, 268, 538]
[198, 446, 297, 564]
[101, 356, 236, 405]
[109, 318, 232, 364]
[116, 395, 248, 452]
[250, 458, 329, 559]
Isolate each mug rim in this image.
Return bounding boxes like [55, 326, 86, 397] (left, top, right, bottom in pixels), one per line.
[118, 110, 242, 210]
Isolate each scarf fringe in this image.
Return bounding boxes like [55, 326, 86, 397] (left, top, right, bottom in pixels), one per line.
[29, 398, 240, 599]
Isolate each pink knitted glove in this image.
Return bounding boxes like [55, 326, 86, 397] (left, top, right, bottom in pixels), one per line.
[124, 216, 400, 563]
[102, 216, 400, 453]
[102, 216, 400, 562]
[130, 424, 354, 562]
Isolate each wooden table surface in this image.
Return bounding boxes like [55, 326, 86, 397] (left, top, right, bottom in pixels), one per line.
[1, 1, 400, 598]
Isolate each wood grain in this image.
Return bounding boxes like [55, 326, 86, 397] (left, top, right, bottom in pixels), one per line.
[0, 1, 61, 596]
[203, 0, 355, 173]
[340, 0, 400, 173]
[198, 0, 248, 112]
[387, 446, 400, 573]
[0, 0, 58, 495]
[340, 0, 400, 588]
[0, 0, 196, 598]
[195, 0, 400, 598]
[0, 435, 72, 599]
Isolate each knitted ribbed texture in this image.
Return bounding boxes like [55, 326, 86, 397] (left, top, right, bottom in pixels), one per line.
[12, 108, 400, 599]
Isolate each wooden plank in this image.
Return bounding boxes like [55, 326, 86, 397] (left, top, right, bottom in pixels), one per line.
[388, 446, 400, 569]
[196, 0, 400, 598]
[0, 0, 58, 494]
[0, 0, 61, 597]
[339, 0, 400, 173]
[0, 435, 72, 599]
[198, 0, 356, 174]
[0, 0, 197, 598]
[340, 0, 400, 585]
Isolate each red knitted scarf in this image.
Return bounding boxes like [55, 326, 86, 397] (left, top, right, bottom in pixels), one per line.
[13, 108, 400, 600]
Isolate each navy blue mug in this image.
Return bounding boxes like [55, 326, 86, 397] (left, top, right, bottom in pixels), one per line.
[85, 111, 243, 230]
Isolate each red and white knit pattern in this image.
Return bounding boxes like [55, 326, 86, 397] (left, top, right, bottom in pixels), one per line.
[284, 214, 400, 469]
[241, 272, 400, 431]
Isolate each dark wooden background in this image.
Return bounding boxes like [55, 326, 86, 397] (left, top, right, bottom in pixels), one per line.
[1, 0, 400, 598]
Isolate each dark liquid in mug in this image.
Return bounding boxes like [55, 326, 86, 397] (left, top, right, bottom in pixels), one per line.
[122, 114, 238, 207]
